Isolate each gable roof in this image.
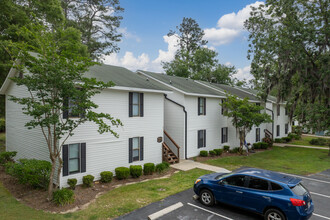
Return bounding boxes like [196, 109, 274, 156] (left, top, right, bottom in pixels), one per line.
[238, 87, 283, 104]
[138, 70, 226, 97]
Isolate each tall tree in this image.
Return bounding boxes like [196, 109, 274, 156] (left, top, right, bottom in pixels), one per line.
[245, 0, 329, 132]
[62, 0, 124, 59]
[162, 17, 238, 85]
[221, 94, 272, 153]
[7, 23, 122, 199]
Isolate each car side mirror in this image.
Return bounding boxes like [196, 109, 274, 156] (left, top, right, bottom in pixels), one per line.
[219, 180, 224, 185]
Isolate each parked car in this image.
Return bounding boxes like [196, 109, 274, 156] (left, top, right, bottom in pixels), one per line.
[194, 168, 314, 220]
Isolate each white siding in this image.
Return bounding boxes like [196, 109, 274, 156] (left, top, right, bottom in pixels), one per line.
[59, 90, 164, 187]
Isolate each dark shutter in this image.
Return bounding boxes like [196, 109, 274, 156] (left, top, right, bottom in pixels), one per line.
[81, 143, 86, 173]
[129, 138, 133, 163]
[203, 130, 206, 147]
[140, 93, 144, 117]
[198, 98, 201, 115]
[129, 92, 133, 117]
[63, 98, 69, 119]
[140, 137, 144, 161]
[197, 130, 200, 148]
[62, 145, 69, 176]
[226, 128, 228, 143]
[221, 128, 224, 143]
[204, 98, 206, 115]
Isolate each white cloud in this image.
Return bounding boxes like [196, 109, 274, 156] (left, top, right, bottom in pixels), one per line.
[225, 62, 232, 66]
[234, 65, 254, 81]
[204, 1, 264, 45]
[118, 27, 141, 42]
[152, 35, 177, 64]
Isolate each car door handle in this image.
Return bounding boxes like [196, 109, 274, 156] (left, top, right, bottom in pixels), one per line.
[236, 191, 243, 194]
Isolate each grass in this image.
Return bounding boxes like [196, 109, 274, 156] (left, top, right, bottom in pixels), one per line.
[204, 146, 330, 176]
[0, 133, 5, 152]
[289, 135, 329, 148]
[0, 168, 211, 220]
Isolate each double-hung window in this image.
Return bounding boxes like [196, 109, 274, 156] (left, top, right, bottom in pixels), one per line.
[129, 92, 144, 117]
[129, 137, 144, 163]
[198, 97, 206, 115]
[69, 144, 80, 174]
[62, 143, 86, 176]
[198, 130, 206, 148]
[256, 128, 260, 142]
[221, 127, 228, 143]
[277, 125, 280, 137]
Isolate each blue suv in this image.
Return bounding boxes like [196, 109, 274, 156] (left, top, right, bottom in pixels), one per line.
[194, 168, 314, 220]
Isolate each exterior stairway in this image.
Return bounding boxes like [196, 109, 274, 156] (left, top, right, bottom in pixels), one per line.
[162, 130, 180, 164]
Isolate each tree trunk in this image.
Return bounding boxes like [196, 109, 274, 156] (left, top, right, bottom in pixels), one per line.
[48, 157, 56, 200]
[56, 157, 63, 188]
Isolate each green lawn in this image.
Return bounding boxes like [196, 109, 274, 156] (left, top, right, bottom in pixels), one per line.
[0, 133, 5, 152]
[0, 168, 210, 220]
[204, 146, 330, 175]
[289, 135, 329, 148]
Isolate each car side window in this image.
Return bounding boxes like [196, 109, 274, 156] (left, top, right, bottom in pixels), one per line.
[270, 182, 283, 191]
[222, 175, 246, 187]
[248, 177, 269, 190]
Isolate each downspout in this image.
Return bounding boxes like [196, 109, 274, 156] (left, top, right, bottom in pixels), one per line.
[164, 94, 188, 159]
[266, 107, 274, 139]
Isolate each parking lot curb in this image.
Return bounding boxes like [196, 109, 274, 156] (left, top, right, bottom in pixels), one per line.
[148, 202, 183, 220]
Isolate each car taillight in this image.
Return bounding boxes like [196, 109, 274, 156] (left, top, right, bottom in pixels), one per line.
[290, 198, 306, 206]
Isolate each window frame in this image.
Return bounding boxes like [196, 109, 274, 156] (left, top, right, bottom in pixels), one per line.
[256, 128, 260, 142]
[277, 125, 280, 137]
[221, 127, 228, 143]
[197, 130, 206, 148]
[132, 137, 140, 162]
[277, 104, 280, 116]
[132, 92, 140, 117]
[285, 123, 289, 134]
[68, 143, 81, 175]
[198, 97, 206, 115]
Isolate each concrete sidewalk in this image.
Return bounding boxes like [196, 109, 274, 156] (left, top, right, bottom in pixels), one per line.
[171, 160, 231, 173]
[273, 143, 328, 150]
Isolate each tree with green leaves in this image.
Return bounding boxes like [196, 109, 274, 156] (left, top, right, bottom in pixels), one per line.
[7, 23, 122, 199]
[245, 0, 329, 132]
[221, 94, 272, 153]
[162, 17, 239, 85]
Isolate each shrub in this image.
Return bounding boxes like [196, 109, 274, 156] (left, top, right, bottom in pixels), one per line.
[260, 142, 269, 149]
[282, 137, 292, 143]
[5, 159, 51, 190]
[309, 138, 327, 146]
[252, 142, 261, 149]
[292, 125, 302, 136]
[0, 118, 5, 132]
[115, 167, 130, 180]
[0, 151, 17, 165]
[82, 175, 94, 187]
[155, 163, 166, 173]
[209, 150, 216, 156]
[67, 178, 77, 190]
[223, 146, 230, 151]
[143, 163, 155, 175]
[162, 161, 170, 169]
[274, 138, 284, 143]
[53, 188, 75, 206]
[200, 150, 208, 157]
[229, 147, 240, 153]
[100, 171, 113, 183]
[130, 165, 142, 178]
[214, 149, 223, 156]
[262, 137, 273, 147]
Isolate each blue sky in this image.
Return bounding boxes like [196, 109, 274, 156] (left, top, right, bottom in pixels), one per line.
[104, 0, 264, 81]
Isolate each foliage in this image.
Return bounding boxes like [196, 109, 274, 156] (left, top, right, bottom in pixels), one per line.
[309, 138, 328, 146]
[115, 167, 130, 180]
[262, 137, 273, 147]
[274, 138, 284, 143]
[6, 159, 51, 190]
[282, 137, 292, 143]
[52, 188, 75, 206]
[143, 163, 155, 175]
[245, 0, 329, 132]
[221, 93, 272, 152]
[129, 165, 142, 178]
[229, 148, 240, 154]
[0, 118, 5, 132]
[214, 149, 223, 156]
[155, 163, 167, 174]
[67, 178, 77, 190]
[208, 150, 216, 156]
[223, 146, 230, 151]
[199, 150, 208, 157]
[162, 162, 170, 169]
[292, 126, 303, 136]
[288, 132, 301, 140]
[82, 175, 94, 187]
[100, 171, 113, 183]
[0, 151, 17, 165]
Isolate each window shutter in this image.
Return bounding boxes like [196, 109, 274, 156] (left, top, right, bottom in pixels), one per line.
[198, 98, 201, 115]
[140, 137, 144, 161]
[81, 143, 86, 173]
[221, 128, 224, 143]
[203, 130, 206, 147]
[204, 98, 206, 115]
[62, 145, 69, 176]
[63, 98, 69, 119]
[129, 138, 133, 163]
[140, 93, 144, 117]
[129, 92, 133, 117]
[197, 130, 201, 148]
[226, 128, 228, 142]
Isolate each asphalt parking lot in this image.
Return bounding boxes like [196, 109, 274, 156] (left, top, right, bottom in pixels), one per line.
[116, 169, 330, 220]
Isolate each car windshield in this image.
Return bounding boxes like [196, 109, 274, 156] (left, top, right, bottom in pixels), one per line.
[291, 183, 308, 196]
[215, 173, 231, 180]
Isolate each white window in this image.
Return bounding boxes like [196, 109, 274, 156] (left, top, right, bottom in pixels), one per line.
[132, 92, 140, 117]
[69, 143, 80, 174]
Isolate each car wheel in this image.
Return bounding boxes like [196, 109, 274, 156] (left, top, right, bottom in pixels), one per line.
[199, 189, 215, 206]
[264, 208, 286, 220]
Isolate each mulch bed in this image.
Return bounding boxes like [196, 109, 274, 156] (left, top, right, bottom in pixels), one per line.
[0, 166, 177, 213]
[192, 148, 272, 162]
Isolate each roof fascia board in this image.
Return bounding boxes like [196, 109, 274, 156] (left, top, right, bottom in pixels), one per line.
[0, 65, 18, 95]
[107, 86, 172, 94]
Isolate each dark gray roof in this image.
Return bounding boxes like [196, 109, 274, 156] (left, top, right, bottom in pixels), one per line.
[239, 87, 278, 103]
[198, 81, 261, 102]
[84, 64, 171, 91]
[138, 70, 226, 97]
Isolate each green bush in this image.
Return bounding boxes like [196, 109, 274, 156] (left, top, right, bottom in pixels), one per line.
[252, 142, 261, 149]
[309, 138, 327, 146]
[0, 151, 17, 165]
[155, 163, 166, 173]
[214, 149, 223, 156]
[200, 150, 208, 157]
[292, 125, 302, 136]
[262, 137, 273, 147]
[143, 163, 155, 175]
[260, 142, 269, 149]
[82, 175, 94, 187]
[67, 178, 77, 190]
[282, 137, 292, 143]
[53, 188, 75, 206]
[100, 171, 113, 183]
[274, 138, 284, 143]
[223, 146, 230, 151]
[115, 167, 130, 180]
[162, 162, 170, 169]
[130, 165, 142, 178]
[5, 159, 51, 190]
[0, 118, 5, 132]
[229, 147, 240, 153]
[288, 132, 300, 140]
[209, 150, 216, 156]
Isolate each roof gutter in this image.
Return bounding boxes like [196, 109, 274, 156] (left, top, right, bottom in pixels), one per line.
[164, 94, 187, 159]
